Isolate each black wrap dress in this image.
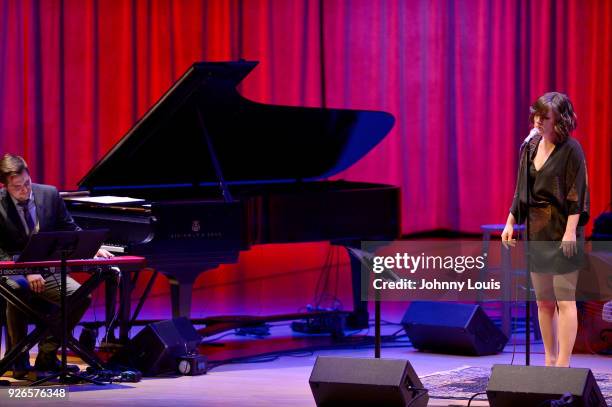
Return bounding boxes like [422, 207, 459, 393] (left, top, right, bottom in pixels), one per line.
[510, 134, 590, 274]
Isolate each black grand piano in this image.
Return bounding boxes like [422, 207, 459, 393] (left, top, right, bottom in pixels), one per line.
[64, 61, 400, 332]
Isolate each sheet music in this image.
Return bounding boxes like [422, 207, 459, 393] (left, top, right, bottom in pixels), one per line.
[64, 195, 145, 205]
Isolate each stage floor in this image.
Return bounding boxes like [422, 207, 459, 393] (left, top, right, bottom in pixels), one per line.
[1, 326, 610, 406]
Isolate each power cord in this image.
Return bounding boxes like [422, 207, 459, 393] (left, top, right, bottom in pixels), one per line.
[103, 267, 121, 345]
[467, 391, 487, 406]
[537, 393, 574, 407]
[406, 388, 428, 406]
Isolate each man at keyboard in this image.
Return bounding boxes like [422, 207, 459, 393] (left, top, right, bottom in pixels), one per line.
[0, 153, 113, 379]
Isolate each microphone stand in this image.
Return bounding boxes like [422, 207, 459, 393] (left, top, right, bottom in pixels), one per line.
[346, 247, 395, 359]
[519, 136, 533, 366]
[375, 289, 381, 358]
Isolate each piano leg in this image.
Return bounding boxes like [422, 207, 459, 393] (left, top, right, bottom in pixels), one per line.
[343, 244, 370, 330]
[169, 278, 194, 318]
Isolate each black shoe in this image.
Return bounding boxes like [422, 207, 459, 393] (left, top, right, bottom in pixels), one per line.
[34, 356, 80, 373]
[12, 369, 31, 380]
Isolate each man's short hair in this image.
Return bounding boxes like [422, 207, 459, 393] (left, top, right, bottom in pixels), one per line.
[0, 154, 29, 185]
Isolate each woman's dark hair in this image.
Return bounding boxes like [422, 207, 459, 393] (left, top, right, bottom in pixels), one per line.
[529, 92, 577, 143]
[0, 154, 29, 185]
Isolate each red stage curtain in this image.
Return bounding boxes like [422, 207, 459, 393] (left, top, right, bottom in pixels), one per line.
[2, 0, 612, 319]
[1, 0, 610, 234]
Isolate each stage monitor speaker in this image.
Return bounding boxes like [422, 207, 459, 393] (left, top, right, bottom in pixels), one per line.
[401, 301, 508, 356]
[486, 364, 606, 407]
[309, 356, 428, 407]
[115, 317, 202, 376]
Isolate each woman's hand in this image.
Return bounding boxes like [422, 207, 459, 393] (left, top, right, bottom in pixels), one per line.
[501, 223, 516, 248]
[560, 230, 577, 257]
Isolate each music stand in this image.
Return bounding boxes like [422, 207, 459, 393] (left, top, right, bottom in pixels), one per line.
[16, 230, 108, 385]
[16, 230, 108, 263]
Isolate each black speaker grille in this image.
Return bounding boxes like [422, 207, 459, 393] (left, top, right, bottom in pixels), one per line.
[402, 301, 508, 355]
[309, 357, 428, 407]
[486, 364, 606, 407]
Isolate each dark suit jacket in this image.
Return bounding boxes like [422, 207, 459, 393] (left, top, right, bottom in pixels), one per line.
[0, 183, 80, 261]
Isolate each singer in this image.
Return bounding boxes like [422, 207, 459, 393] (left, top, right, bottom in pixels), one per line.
[501, 92, 590, 367]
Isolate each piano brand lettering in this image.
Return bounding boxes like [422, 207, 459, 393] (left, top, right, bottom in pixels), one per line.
[372, 253, 486, 274]
[170, 232, 222, 239]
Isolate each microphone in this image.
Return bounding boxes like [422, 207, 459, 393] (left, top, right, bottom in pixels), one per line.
[522, 127, 539, 147]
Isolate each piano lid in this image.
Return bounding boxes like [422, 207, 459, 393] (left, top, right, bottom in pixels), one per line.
[78, 61, 395, 190]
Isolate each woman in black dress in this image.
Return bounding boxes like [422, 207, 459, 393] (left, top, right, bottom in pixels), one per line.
[501, 92, 589, 367]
